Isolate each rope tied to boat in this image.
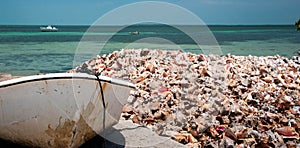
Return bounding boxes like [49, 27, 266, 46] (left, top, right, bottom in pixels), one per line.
[95, 73, 106, 109]
[94, 69, 109, 147]
[94, 67, 107, 139]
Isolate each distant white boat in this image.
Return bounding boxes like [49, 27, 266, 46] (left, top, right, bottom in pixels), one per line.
[40, 25, 58, 32]
[129, 31, 139, 35]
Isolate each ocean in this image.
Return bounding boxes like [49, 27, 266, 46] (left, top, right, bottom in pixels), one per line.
[0, 25, 299, 76]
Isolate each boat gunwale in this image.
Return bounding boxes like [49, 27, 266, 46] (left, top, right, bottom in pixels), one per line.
[0, 73, 135, 88]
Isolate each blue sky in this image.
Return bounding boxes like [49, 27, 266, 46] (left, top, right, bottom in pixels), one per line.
[1, 0, 299, 25]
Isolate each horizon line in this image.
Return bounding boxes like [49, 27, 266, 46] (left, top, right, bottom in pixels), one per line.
[0, 23, 295, 26]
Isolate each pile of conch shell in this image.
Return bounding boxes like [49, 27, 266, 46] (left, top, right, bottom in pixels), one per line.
[69, 49, 300, 147]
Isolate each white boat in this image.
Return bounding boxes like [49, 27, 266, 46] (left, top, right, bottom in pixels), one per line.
[0, 73, 135, 147]
[40, 25, 58, 32]
[129, 31, 139, 35]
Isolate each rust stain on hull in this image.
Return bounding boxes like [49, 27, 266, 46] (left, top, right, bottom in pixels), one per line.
[97, 82, 107, 104]
[102, 83, 107, 91]
[45, 117, 75, 147]
[45, 114, 96, 148]
[71, 115, 96, 148]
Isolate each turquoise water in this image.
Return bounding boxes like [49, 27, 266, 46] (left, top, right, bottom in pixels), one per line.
[0, 25, 299, 76]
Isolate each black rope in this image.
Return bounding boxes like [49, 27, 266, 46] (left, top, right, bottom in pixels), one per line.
[95, 72, 107, 147]
[95, 73, 106, 109]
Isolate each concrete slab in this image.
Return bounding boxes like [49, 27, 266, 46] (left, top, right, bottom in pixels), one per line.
[100, 120, 187, 148]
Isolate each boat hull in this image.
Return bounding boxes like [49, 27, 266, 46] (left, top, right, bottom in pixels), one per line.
[0, 73, 134, 147]
[40, 29, 58, 32]
[40, 26, 58, 32]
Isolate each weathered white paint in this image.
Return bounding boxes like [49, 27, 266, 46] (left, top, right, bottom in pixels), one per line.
[0, 73, 134, 147]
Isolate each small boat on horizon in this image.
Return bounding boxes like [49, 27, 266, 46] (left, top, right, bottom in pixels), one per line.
[129, 31, 139, 35]
[40, 25, 58, 32]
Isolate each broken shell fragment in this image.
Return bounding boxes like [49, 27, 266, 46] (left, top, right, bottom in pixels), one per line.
[215, 125, 227, 132]
[261, 77, 273, 83]
[187, 134, 198, 143]
[200, 68, 212, 77]
[275, 126, 297, 136]
[225, 129, 237, 141]
[132, 115, 140, 124]
[208, 126, 219, 138]
[173, 134, 188, 144]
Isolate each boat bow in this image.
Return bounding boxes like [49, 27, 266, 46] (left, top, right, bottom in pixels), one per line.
[0, 73, 134, 147]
